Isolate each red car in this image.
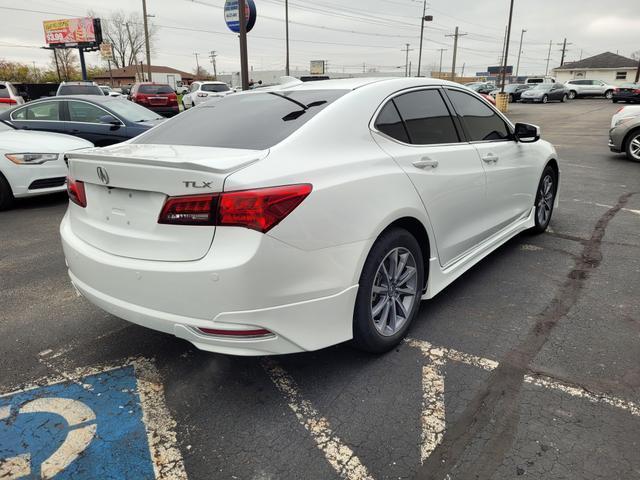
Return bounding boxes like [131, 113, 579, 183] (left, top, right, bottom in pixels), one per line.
[480, 93, 496, 105]
[128, 83, 179, 117]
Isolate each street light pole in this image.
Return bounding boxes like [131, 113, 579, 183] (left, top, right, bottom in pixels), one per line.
[499, 0, 515, 94]
[285, 0, 290, 76]
[417, 1, 433, 77]
[515, 28, 526, 78]
[438, 48, 447, 78]
[142, 0, 152, 82]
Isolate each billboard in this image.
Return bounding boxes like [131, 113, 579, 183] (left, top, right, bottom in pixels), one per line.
[310, 60, 325, 75]
[43, 18, 96, 46]
[100, 43, 114, 61]
[487, 65, 513, 75]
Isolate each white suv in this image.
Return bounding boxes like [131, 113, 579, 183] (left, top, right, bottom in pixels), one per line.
[0, 82, 24, 110]
[182, 81, 233, 109]
[564, 79, 616, 100]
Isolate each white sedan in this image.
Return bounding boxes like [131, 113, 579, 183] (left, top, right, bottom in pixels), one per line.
[181, 81, 233, 109]
[60, 77, 559, 356]
[0, 120, 92, 209]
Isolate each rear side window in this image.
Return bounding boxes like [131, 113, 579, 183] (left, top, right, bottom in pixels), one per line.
[135, 90, 347, 150]
[138, 85, 174, 94]
[374, 102, 409, 143]
[59, 85, 103, 95]
[13, 102, 61, 121]
[0, 85, 8, 98]
[392, 90, 459, 145]
[446, 89, 510, 142]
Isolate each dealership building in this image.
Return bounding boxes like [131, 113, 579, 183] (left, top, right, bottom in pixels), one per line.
[553, 52, 639, 84]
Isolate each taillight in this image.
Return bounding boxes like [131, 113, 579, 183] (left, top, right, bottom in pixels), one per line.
[158, 194, 218, 225]
[197, 327, 273, 338]
[67, 176, 87, 207]
[634, 89, 640, 94]
[157, 184, 312, 232]
[197, 92, 208, 98]
[134, 94, 147, 104]
[169, 94, 178, 106]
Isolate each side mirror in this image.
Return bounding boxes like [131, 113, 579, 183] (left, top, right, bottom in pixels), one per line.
[514, 122, 540, 143]
[98, 114, 120, 127]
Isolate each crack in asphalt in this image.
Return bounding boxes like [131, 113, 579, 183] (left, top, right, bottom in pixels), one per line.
[414, 191, 638, 480]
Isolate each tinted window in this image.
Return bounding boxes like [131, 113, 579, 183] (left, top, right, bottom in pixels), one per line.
[446, 90, 510, 142]
[393, 90, 459, 145]
[201, 84, 230, 92]
[138, 85, 174, 94]
[68, 101, 110, 124]
[375, 102, 409, 143]
[59, 85, 103, 95]
[0, 85, 8, 98]
[106, 99, 163, 122]
[135, 90, 347, 150]
[14, 102, 61, 121]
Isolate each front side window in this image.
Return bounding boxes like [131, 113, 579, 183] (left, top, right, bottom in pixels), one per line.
[13, 102, 61, 121]
[446, 89, 510, 142]
[135, 89, 347, 150]
[392, 90, 459, 145]
[68, 101, 111, 124]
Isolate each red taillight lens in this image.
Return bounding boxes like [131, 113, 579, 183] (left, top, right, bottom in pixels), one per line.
[157, 184, 312, 232]
[218, 184, 312, 233]
[67, 176, 87, 207]
[197, 327, 273, 337]
[634, 89, 640, 94]
[134, 94, 147, 103]
[158, 194, 218, 225]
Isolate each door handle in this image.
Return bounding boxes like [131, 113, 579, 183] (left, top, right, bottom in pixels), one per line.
[413, 157, 439, 169]
[481, 153, 499, 163]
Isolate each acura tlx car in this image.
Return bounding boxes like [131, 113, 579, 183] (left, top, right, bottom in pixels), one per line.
[61, 77, 559, 356]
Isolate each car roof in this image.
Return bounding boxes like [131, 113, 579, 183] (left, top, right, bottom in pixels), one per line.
[283, 76, 463, 91]
[60, 81, 97, 85]
[196, 81, 227, 84]
[29, 95, 114, 104]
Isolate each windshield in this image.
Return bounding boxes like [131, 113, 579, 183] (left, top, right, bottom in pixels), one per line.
[138, 85, 174, 94]
[59, 85, 103, 95]
[134, 89, 347, 150]
[201, 84, 230, 93]
[106, 99, 163, 122]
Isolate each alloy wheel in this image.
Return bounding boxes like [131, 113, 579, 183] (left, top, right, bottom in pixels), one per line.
[629, 134, 640, 160]
[370, 247, 418, 337]
[536, 174, 554, 225]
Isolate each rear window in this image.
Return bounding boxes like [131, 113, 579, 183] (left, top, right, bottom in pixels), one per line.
[201, 84, 230, 92]
[134, 89, 347, 150]
[58, 85, 103, 95]
[0, 85, 8, 98]
[138, 85, 174, 94]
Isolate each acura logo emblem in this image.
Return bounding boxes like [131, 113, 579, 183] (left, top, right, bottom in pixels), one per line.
[96, 166, 110, 185]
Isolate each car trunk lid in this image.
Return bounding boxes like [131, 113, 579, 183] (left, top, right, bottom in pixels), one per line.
[66, 144, 267, 261]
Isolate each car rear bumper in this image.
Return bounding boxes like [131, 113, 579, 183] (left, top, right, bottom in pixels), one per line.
[145, 105, 179, 116]
[60, 213, 365, 355]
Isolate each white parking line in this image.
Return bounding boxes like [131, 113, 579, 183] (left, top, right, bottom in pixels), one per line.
[262, 358, 374, 480]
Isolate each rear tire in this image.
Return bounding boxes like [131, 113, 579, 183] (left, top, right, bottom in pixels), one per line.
[542, 95, 548, 104]
[508, 94, 514, 103]
[352, 228, 424, 353]
[561, 94, 567, 103]
[568, 90, 577, 100]
[0, 173, 15, 211]
[530, 165, 557, 234]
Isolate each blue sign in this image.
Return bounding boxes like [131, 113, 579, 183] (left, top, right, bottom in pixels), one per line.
[0, 366, 156, 479]
[224, 0, 257, 33]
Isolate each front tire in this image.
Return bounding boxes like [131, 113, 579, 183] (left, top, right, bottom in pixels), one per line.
[0, 173, 15, 211]
[542, 95, 548, 104]
[352, 228, 424, 353]
[530, 166, 557, 234]
[625, 129, 640, 162]
[605, 90, 614, 100]
[568, 90, 577, 100]
[561, 94, 568, 103]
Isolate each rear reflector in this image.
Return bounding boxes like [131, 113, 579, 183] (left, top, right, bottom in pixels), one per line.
[158, 184, 312, 233]
[197, 327, 273, 338]
[67, 176, 87, 207]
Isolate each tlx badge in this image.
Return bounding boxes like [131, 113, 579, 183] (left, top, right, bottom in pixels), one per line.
[183, 181, 213, 188]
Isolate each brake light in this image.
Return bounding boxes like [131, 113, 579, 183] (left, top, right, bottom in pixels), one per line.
[134, 94, 147, 104]
[67, 176, 87, 207]
[157, 184, 312, 232]
[634, 89, 640, 94]
[158, 194, 218, 225]
[197, 92, 208, 98]
[0, 98, 16, 105]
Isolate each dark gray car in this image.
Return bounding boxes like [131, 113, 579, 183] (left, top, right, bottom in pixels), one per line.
[520, 83, 568, 103]
[609, 115, 640, 161]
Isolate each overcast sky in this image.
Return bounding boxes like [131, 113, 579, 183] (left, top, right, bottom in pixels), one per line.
[0, 0, 638, 77]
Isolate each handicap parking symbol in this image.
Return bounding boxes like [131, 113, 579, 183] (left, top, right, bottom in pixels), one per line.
[0, 365, 164, 479]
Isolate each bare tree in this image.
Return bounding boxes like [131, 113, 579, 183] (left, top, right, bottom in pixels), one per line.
[98, 10, 156, 69]
[194, 66, 211, 80]
[51, 49, 79, 81]
[631, 50, 640, 61]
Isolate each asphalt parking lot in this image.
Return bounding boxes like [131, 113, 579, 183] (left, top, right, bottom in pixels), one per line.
[1, 98, 639, 479]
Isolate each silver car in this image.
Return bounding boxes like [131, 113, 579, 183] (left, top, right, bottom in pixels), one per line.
[565, 79, 617, 100]
[609, 115, 640, 161]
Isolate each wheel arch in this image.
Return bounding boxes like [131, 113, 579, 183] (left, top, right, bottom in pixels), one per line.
[622, 126, 640, 153]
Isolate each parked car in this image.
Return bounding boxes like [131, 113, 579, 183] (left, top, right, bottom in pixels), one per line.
[181, 81, 233, 109]
[520, 83, 568, 103]
[0, 96, 165, 147]
[0, 119, 92, 209]
[61, 77, 559, 356]
[129, 83, 179, 117]
[609, 113, 640, 161]
[610, 105, 640, 128]
[175, 82, 190, 95]
[489, 84, 533, 103]
[480, 93, 496, 105]
[465, 82, 496, 94]
[564, 79, 617, 99]
[56, 81, 103, 96]
[99, 85, 122, 97]
[525, 76, 555, 85]
[612, 83, 640, 104]
[0, 82, 25, 110]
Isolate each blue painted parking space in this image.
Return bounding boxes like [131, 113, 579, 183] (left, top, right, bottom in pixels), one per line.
[0, 365, 156, 479]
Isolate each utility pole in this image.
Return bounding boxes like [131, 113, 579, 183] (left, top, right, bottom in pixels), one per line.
[437, 48, 447, 77]
[515, 28, 526, 77]
[417, 0, 433, 77]
[445, 26, 466, 81]
[402, 44, 413, 77]
[500, 0, 515, 93]
[194, 52, 200, 78]
[238, 0, 249, 90]
[635, 57, 640, 83]
[141, 0, 152, 81]
[545, 40, 552, 75]
[285, 0, 290, 76]
[499, 26, 508, 66]
[557, 38, 572, 66]
[209, 50, 218, 79]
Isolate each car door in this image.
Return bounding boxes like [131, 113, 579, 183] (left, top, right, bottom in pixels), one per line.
[67, 100, 128, 146]
[371, 88, 490, 267]
[444, 88, 539, 236]
[549, 84, 563, 101]
[9, 100, 66, 134]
